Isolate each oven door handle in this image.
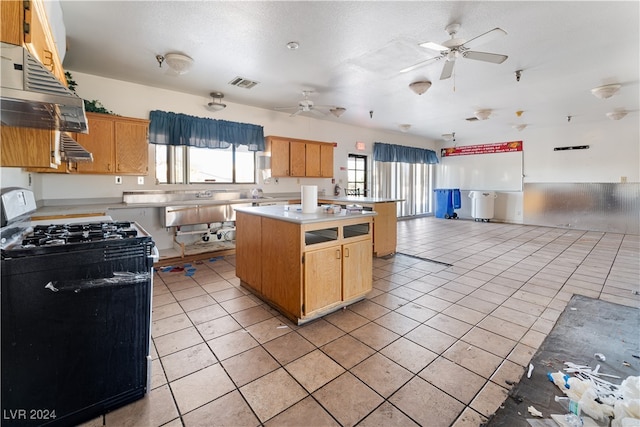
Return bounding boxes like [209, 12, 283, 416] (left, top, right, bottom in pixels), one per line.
[44, 272, 151, 293]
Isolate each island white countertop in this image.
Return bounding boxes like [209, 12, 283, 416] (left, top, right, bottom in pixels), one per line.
[234, 204, 377, 224]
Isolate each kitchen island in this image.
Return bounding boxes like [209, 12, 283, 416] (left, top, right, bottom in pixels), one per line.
[235, 205, 376, 324]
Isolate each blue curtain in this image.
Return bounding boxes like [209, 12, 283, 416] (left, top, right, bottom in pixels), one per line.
[148, 110, 264, 151]
[373, 142, 439, 164]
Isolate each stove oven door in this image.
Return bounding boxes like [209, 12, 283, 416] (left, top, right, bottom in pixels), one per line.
[1, 239, 153, 427]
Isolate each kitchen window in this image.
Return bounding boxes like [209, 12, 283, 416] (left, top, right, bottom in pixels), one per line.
[155, 145, 256, 184]
[149, 110, 263, 184]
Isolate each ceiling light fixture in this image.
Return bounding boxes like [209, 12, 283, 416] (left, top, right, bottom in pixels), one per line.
[206, 92, 226, 112]
[409, 81, 432, 95]
[513, 124, 527, 131]
[156, 52, 194, 75]
[591, 84, 621, 99]
[329, 107, 346, 117]
[286, 41, 300, 50]
[399, 124, 411, 132]
[442, 133, 455, 141]
[606, 110, 627, 121]
[474, 109, 492, 120]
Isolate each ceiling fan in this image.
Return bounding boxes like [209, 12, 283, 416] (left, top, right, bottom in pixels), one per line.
[401, 23, 508, 79]
[274, 91, 332, 117]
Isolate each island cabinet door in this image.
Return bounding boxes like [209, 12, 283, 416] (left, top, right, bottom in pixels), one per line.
[304, 247, 342, 315]
[342, 240, 373, 300]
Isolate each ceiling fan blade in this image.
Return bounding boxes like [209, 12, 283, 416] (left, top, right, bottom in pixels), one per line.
[289, 109, 303, 117]
[462, 27, 507, 50]
[419, 41, 449, 52]
[464, 50, 508, 64]
[400, 55, 442, 73]
[440, 60, 455, 80]
[310, 109, 326, 117]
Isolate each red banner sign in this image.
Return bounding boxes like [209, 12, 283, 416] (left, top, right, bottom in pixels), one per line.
[441, 141, 523, 157]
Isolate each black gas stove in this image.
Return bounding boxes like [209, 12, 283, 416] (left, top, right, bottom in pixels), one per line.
[1, 188, 156, 427]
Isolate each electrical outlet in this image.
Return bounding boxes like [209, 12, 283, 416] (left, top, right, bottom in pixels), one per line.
[621, 176, 628, 183]
[137, 176, 144, 185]
[115, 176, 122, 185]
[296, 178, 300, 184]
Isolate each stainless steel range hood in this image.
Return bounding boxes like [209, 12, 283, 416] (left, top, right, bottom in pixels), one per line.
[1, 42, 88, 134]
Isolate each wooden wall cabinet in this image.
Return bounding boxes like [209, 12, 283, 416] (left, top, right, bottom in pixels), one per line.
[265, 135, 334, 178]
[0, 126, 59, 168]
[75, 113, 150, 175]
[1, 0, 69, 169]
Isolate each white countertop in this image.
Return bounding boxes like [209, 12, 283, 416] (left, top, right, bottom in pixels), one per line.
[317, 196, 404, 204]
[234, 204, 376, 224]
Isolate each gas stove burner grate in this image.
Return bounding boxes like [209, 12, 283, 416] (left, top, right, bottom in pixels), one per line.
[20, 221, 140, 248]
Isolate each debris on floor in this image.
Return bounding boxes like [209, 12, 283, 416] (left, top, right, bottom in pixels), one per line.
[547, 359, 640, 427]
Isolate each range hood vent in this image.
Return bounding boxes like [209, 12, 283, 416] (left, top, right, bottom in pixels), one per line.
[60, 133, 93, 162]
[0, 42, 88, 133]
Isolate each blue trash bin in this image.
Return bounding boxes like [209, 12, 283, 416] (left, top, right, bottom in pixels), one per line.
[434, 189, 460, 219]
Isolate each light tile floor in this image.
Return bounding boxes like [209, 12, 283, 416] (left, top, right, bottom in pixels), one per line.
[84, 217, 639, 427]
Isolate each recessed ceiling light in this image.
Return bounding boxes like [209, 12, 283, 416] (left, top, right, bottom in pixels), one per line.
[286, 41, 299, 50]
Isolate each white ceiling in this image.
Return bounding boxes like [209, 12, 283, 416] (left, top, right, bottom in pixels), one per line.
[59, 1, 639, 143]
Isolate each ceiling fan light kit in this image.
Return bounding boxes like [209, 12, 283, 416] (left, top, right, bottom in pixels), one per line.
[474, 109, 492, 120]
[591, 84, 621, 99]
[160, 52, 194, 75]
[606, 110, 627, 121]
[409, 81, 432, 95]
[206, 92, 226, 112]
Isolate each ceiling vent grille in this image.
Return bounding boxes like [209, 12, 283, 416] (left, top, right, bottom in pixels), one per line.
[465, 117, 479, 122]
[228, 77, 259, 89]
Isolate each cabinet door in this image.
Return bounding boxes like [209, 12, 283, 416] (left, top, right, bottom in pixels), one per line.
[320, 143, 334, 177]
[1, 0, 23, 45]
[115, 120, 148, 174]
[305, 143, 321, 177]
[0, 126, 56, 168]
[24, 0, 66, 83]
[342, 239, 373, 300]
[75, 115, 115, 173]
[290, 141, 306, 177]
[269, 138, 290, 176]
[304, 246, 342, 314]
[235, 212, 262, 290]
[371, 202, 397, 257]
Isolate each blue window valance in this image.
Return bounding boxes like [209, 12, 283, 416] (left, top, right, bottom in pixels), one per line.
[148, 110, 264, 151]
[373, 142, 439, 164]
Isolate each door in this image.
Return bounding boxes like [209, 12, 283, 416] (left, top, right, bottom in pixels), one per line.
[289, 141, 306, 176]
[320, 144, 334, 177]
[342, 239, 372, 300]
[269, 138, 290, 176]
[305, 143, 321, 177]
[304, 246, 341, 314]
[115, 120, 148, 174]
[76, 115, 114, 173]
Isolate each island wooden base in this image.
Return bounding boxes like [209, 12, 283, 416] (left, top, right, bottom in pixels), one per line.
[235, 208, 374, 325]
[240, 280, 365, 325]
